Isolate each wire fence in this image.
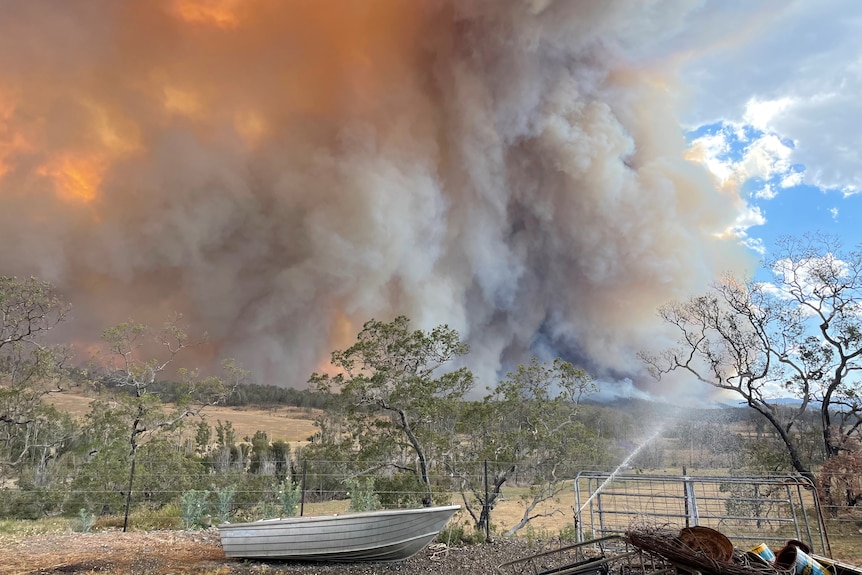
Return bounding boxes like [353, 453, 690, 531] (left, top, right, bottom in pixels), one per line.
[3, 460, 862, 549]
[2, 458, 579, 528]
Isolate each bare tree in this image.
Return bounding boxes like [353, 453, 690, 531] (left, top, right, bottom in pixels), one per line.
[642, 235, 862, 482]
[96, 316, 235, 531]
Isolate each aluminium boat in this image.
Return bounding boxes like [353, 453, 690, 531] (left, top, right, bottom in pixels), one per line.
[218, 504, 460, 562]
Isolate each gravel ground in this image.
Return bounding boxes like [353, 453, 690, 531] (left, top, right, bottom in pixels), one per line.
[0, 528, 552, 575]
[8, 527, 858, 575]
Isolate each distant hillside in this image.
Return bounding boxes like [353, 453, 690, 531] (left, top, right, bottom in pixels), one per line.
[45, 388, 321, 445]
[587, 396, 749, 422]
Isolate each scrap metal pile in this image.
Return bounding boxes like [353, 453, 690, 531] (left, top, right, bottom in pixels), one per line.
[497, 527, 856, 575]
[626, 526, 827, 575]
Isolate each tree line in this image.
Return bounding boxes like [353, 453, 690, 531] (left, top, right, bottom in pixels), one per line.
[0, 276, 617, 535]
[2, 233, 862, 534]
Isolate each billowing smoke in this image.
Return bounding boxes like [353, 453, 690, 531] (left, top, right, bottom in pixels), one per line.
[0, 0, 751, 393]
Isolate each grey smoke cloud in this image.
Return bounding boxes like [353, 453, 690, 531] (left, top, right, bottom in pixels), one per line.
[0, 0, 752, 392]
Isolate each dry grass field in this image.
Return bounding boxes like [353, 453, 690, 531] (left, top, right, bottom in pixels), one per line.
[45, 391, 320, 446]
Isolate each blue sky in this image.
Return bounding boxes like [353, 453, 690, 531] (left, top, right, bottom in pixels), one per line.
[687, 121, 862, 266]
[675, 1, 862, 277]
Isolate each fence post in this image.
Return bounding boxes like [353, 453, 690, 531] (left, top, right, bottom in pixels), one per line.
[300, 460, 307, 517]
[682, 466, 689, 527]
[484, 460, 490, 541]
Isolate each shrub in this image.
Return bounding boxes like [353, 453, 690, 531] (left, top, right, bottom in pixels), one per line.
[2, 487, 66, 519]
[346, 477, 381, 512]
[250, 501, 280, 521]
[180, 490, 211, 529]
[558, 523, 577, 543]
[436, 521, 483, 545]
[75, 508, 96, 533]
[131, 504, 181, 530]
[278, 481, 302, 518]
[374, 473, 425, 508]
[213, 486, 235, 523]
[224, 474, 281, 516]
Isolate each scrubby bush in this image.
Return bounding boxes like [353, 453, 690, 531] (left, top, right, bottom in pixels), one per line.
[347, 477, 381, 512]
[278, 481, 302, 517]
[75, 508, 96, 533]
[213, 486, 235, 523]
[374, 473, 425, 508]
[180, 490, 210, 529]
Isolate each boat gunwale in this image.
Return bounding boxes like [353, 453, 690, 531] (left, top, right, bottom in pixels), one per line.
[217, 504, 460, 531]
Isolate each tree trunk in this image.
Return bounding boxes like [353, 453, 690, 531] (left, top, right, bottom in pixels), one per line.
[395, 408, 433, 506]
[821, 381, 840, 459]
[754, 403, 815, 484]
[123, 441, 137, 532]
[123, 410, 143, 533]
[476, 464, 514, 535]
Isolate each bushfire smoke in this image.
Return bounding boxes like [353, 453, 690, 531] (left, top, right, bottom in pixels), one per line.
[0, 0, 751, 392]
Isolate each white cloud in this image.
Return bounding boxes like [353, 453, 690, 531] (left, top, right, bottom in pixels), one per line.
[755, 183, 777, 200]
[736, 133, 794, 182]
[730, 206, 767, 255]
[688, 124, 797, 195]
[740, 235, 766, 256]
[743, 97, 796, 131]
[735, 204, 766, 229]
[754, 280, 790, 300]
[780, 171, 804, 188]
[679, 1, 862, 195]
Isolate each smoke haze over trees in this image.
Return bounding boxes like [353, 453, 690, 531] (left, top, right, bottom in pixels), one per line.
[2, 275, 861, 535]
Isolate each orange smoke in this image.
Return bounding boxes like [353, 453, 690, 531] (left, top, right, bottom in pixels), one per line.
[0, 1, 751, 394]
[0, 0, 439, 379]
[3, 0, 427, 205]
[169, 0, 243, 29]
[36, 152, 107, 203]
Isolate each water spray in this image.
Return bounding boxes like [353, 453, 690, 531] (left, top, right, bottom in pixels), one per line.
[574, 424, 666, 525]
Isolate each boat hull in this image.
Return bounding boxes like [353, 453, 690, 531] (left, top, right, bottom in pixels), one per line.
[218, 504, 460, 562]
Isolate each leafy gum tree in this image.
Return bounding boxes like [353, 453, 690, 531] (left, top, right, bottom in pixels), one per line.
[642, 235, 862, 484]
[309, 316, 474, 506]
[0, 276, 75, 487]
[450, 357, 601, 535]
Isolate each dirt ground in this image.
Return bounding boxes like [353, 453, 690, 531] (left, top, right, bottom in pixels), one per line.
[4, 528, 862, 575]
[0, 529, 543, 575]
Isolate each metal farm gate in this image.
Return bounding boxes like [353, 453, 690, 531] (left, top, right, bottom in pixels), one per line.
[573, 473, 829, 555]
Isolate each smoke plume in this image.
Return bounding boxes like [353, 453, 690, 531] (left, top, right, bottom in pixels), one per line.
[0, 0, 751, 393]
